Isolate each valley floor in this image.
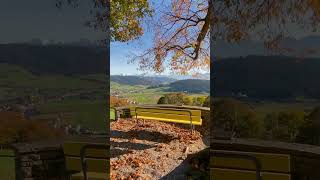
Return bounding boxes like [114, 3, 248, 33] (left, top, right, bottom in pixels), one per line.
[110, 118, 209, 179]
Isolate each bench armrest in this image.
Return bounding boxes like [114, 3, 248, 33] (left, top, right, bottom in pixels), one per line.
[80, 144, 109, 180]
[110, 107, 117, 121]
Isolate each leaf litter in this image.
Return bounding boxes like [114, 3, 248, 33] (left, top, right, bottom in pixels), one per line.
[110, 118, 208, 179]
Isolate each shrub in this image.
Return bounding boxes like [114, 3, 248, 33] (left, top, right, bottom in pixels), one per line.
[157, 93, 210, 107]
[202, 96, 210, 107]
[264, 110, 305, 142]
[213, 98, 263, 138]
[183, 96, 193, 105]
[298, 106, 320, 145]
[157, 96, 167, 104]
[110, 96, 129, 107]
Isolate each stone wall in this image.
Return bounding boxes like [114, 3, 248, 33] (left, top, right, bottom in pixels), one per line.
[12, 141, 66, 180]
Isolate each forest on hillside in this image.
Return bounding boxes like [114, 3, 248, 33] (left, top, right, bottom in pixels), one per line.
[0, 44, 107, 75]
[214, 55, 320, 99]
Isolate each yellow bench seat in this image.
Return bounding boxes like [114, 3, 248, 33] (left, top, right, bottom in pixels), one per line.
[211, 168, 291, 180]
[71, 172, 109, 180]
[136, 115, 202, 125]
[63, 140, 109, 180]
[130, 106, 202, 126]
[211, 150, 291, 180]
[211, 150, 291, 173]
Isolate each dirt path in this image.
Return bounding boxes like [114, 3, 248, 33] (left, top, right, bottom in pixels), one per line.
[110, 118, 209, 179]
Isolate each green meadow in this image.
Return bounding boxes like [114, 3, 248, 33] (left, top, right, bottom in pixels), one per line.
[111, 81, 208, 104]
[0, 63, 107, 132]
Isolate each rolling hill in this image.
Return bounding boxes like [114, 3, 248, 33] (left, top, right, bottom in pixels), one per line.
[164, 79, 210, 93]
[0, 44, 107, 75]
[110, 75, 176, 86]
[214, 55, 320, 99]
[111, 77, 210, 94]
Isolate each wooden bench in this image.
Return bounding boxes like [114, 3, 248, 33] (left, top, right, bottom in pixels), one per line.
[129, 106, 202, 129]
[0, 148, 15, 180]
[110, 107, 117, 121]
[210, 150, 291, 180]
[63, 139, 109, 180]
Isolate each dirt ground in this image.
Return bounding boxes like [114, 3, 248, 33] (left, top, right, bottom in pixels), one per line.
[110, 118, 209, 179]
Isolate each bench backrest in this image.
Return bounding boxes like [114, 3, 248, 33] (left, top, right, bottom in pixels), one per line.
[0, 148, 16, 180]
[110, 108, 116, 121]
[129, 106, 202, 125]
[211, 150, 291, 180]
[63, 141, 109, 173]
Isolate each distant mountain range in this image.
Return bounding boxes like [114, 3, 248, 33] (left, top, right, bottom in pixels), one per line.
[110, 75, 176, 86]
[5, 41, 320, 99]
[0, 44, 107, 75]
[0, 43, 209, 79]
[164, 79, 210, 93]
[214, 55, 320, 99]
[213, 36, 320, 58]
[111, 75, 210, 93]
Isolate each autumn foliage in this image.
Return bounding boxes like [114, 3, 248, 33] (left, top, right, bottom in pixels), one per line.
[133, 0, 210, 74]
[157, 93, 209, 107]
[212, 0, 320, 54]
[110, 96, 129, 107]
[0, 112, 63, 144]
[58, 0, 320, 73]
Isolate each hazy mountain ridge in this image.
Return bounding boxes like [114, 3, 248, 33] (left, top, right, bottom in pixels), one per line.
[214, 36, 320, 58]
[0, 44, 107, 75]
[214, 55, 320, 99]
[165, 79, 210, 93]
[111, 75, 210, 94]
[110, 75, 176, 86]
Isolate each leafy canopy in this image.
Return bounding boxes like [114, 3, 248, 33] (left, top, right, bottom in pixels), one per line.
[58, 0, 320, 73]
[56, 0, 153, 42]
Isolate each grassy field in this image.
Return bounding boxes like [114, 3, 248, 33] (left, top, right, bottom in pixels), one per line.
[0, 63, 107, 132]
[34, 99, 107, 131]
[0, 149, 15, 180]
[0, 63, 106, 100]
[111, 81, 208, 104]
[252, 101, 320, 114]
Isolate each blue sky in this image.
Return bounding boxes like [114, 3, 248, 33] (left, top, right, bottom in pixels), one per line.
[110, 1, 211, 76]
[0, 0, 103, 43]
[110, 1, 163, 75]
[110, 32, 154, 75]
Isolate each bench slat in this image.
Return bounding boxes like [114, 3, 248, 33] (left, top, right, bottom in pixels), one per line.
[63, 143, 108, 157]
[0, 149, 15, 156]
[211, 168, 291, 180]
[136, 113, 202, 125]
[65, 157, 109, 173]
[130, 107, 201, 116]
[71, 172, 109, 180]
[211, 150, 291, 173]
[136, 112, 201, 122]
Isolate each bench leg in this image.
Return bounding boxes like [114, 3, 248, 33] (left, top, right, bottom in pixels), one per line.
[190, 125, 194, 134]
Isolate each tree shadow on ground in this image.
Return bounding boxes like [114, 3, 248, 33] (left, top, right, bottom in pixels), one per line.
[111, 141, 155, 150]
[110, 141, 156, 158]
[110, 148, 133, 158]
[111, 129, 176, 144]
[160, 148, 210, 180]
